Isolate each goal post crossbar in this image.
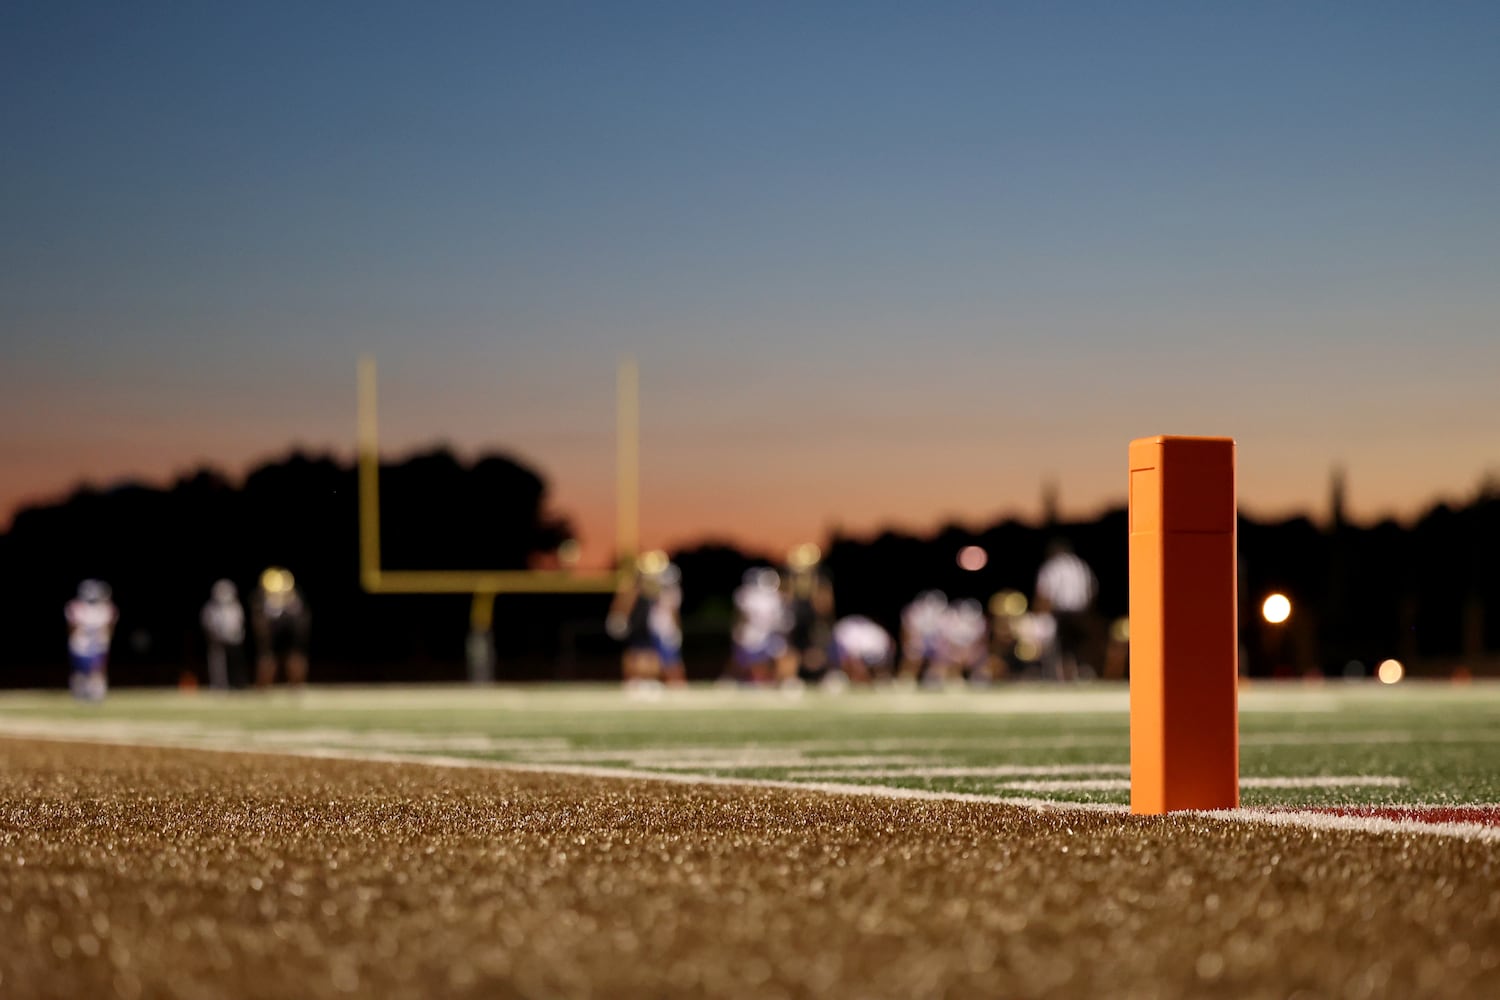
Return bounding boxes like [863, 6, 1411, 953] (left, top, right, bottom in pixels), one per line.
[355, 355, 639, 599]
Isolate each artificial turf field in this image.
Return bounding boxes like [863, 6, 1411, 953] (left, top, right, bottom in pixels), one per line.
[1, 682, 1497, 998]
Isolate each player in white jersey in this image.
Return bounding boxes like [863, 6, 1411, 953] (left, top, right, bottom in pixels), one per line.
[934, 598, 990, 686]
[650, 562, 686, 687]
[728, 568, 788, 685]
[831, 615, 893, 684]
[899, 590, 948, 683]
[1035, 539, 1097, 681]
[201, 579, 247, 690]
[65, 580, 117, 701]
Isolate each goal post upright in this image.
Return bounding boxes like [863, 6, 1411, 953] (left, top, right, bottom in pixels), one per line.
[616, 357, 639, 572]
[357, 355, 383, 592]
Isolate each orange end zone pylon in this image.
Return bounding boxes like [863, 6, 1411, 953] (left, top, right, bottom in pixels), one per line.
[1129, 435, 1239, 814]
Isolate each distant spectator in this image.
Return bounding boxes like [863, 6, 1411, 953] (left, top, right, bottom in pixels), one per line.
[1035, 539, 1096, 681]
[201, 579, 247, 690]
[65, 580, 116, 702]
[252, 567, 310, 687]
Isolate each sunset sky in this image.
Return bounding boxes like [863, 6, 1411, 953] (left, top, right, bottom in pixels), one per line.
[3, 3, 1498, 560]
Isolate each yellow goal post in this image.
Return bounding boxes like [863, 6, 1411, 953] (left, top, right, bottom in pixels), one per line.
[355, 355, 640, 674]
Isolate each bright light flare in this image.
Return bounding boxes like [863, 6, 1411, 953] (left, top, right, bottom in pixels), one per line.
[1377, 659, 1405, 684]
[957, 546, 988, 571]
[1261, 593, 1292, 624]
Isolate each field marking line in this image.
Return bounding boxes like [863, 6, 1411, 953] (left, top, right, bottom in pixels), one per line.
[1202, 807, 1500, 842]
[1, 727, 1496, 843]
[0, 728, 1126, 812]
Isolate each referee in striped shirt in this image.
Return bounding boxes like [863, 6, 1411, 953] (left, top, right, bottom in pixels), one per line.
[1035, 539, 1097, 681]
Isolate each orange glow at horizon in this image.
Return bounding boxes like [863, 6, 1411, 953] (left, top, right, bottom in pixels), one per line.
[4, 351, 1497, 557]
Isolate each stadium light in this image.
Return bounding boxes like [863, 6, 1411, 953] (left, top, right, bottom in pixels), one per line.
[1378, 658, 1405, 684]
[1261, 593, 1292, 625]
[957, 545, 987, 571]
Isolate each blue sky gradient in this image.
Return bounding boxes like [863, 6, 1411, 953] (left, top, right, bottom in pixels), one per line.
[3, 2, 1498, 553]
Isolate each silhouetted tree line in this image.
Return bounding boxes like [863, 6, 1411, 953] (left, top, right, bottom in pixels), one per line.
[2, 455, 1496, 687]
[0, 449, 575, 687]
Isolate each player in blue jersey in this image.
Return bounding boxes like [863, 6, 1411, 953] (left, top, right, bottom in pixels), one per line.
[65, 580, 117, 701]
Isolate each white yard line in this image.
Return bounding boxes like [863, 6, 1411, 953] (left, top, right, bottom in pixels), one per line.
[1198, 807, 1500, 843]
[0, 719, 1495, 842]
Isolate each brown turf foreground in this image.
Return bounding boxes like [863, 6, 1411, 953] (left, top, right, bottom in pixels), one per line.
[0, 740, 1497, 1000]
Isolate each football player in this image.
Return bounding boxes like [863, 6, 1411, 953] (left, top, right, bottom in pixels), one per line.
[651, 560, 686, 687]
[201, 579, 248, 690]
[831, 614, 893, 685]
[935, 598, 990, 686]
[783, 543, 834, 685]
[728, 567, 787, 686]
[609, 550, 671, 687]
[899, 590, 948, 683]
[65, 580, 117, 701]
[252, 567, 310, 687]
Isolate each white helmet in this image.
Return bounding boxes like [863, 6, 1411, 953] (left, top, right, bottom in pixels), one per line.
[743, 567, 781, 590]
[78, 579, 111, 603]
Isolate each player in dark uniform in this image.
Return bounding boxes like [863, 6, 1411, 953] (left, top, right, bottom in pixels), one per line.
[783, 543, 834, 686]
[252, 567, 310, 688]
[608, 550, 671, 687]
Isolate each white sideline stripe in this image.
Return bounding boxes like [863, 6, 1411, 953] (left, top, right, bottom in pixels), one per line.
[1241, 775, 1408, 788]
[0, 728, 1127, 813]
[788, 764, 1132, 779]
[1243, 731, 1500, 747]
[509, 750, 931, 767]
[1, 724, 1496, 843]
[1203, 808, 1500, 844]
[4, 714, 1494, 757]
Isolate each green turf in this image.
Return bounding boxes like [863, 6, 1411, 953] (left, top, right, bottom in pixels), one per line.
[1, 682, 1496, 808]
